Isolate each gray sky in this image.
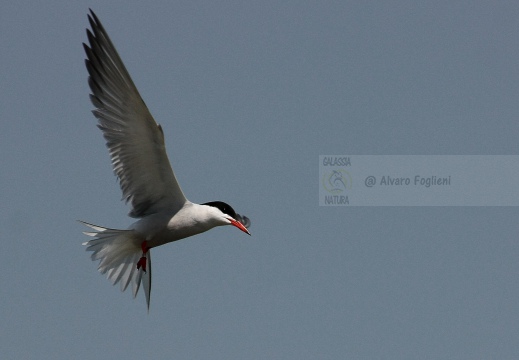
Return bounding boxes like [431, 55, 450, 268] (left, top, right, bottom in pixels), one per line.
[2, 1, 519, 359]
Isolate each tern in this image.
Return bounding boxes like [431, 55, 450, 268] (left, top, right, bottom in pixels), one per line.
[81, 9, 251, 311]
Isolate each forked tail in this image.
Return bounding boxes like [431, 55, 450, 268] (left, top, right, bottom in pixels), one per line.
[80, 221, 151, 310]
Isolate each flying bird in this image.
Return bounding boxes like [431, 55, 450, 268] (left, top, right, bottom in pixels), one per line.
[81, 9, 251, 311]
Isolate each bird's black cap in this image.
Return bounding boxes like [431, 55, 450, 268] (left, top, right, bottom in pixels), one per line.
[202, 201, 238, 219]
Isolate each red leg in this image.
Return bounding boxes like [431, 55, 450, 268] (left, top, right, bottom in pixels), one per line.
[136, 256, 147, 272]
[136, 241, 149, 272]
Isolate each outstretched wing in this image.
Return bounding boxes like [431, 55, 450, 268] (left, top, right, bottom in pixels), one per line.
[83, 9, 186, 217]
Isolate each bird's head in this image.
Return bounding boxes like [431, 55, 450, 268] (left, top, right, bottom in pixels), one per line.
[202, 201, 251, 235]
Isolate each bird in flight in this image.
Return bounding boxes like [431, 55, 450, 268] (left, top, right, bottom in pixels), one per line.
[81, 9, 251, 311]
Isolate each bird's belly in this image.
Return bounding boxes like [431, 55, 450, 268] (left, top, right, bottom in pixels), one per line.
[130, 205, 218, 249]
[144, 218, 211, 248]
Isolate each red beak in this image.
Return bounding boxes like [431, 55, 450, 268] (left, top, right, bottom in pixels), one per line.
[229, 218, 251, 235]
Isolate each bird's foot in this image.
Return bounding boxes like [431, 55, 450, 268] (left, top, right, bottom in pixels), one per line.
[136, 241, 149, 272]
[136, 256, 147, 272]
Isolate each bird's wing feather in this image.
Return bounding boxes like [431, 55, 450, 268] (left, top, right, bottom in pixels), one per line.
[84, 10, 186, 217]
